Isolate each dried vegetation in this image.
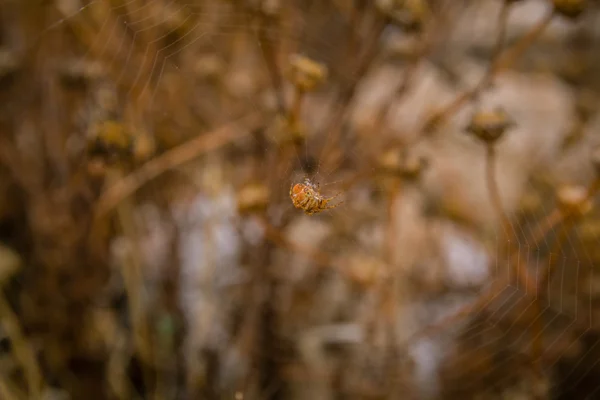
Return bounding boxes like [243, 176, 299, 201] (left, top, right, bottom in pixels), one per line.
[1, 0, 600, 399]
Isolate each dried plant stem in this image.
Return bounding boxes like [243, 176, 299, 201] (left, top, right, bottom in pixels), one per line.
[508, 178, 600, 297]
[372, 0, 458, 135]
[484, 2, 512, 80]
[371, 36, 431, 136]
[526, 179, 600, 366]
[344, 0, 364, 64]
[531, 221, 573, 370]
[526, 178, 600, 254]
[381, 180, 403, 393]
[401, 176, 600, 352]
[111, 168, 154, 386]
[400, 284, 502, 349]
[319, 15, 386, 172]
[257, 11, 287, 115]
[289, 86, 305, 127]
[537, 224, 573, 294]
[491, 8, 554, 74]
[386, 180, 402, 265]
[0, 292, 43, 398]
[423, 5, 552, 133]
[107, 336, 141, 400]
[95, 112, 264, 218]
[483, 144, 536, 293]
[485, 144, 512, 240]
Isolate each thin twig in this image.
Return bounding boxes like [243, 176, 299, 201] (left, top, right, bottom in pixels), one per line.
[110, 167, 155, 392]
[531, 220, 572, 371]
[318, 13, 387, 173]
[400, 176, 600, 350]
[94, 112, 264, 218]
[491, 8, 555, 74]
[257, 10, 287, 115]
[485, 144, 512, 239]
[422, 6, 553, 134]
[483, 143, 536, 293]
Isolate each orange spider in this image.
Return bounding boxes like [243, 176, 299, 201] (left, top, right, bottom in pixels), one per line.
[289, 178, 343, 215]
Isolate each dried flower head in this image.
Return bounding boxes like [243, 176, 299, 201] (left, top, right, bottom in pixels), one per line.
[553, 0, 587, 19]
[378, 147, 428, 180]
[194, 54, 225, 82]
[557, 184, 592, 217]
[237, 182, 270, 214]
[376, 0, 430, 32]
[269, 114, 307, 146]
[87, 120, 134, 163]
[287, 54, 328, 92]
[465, 108, 515, 144]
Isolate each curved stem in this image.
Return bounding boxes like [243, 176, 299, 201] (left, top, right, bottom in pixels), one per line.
[94, 112, 263, 218]
[491, 9, 554, 74]
[422, 6, 553, 134]
[422, 2, 512, 132]
[485, 144, 512, 239]
[485, 144, 537, 293]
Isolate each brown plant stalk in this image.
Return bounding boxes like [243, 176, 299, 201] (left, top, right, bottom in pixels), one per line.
[398, 168, 600, 354]
[422, 5, 553, 134]
[94, 112, 264, 218]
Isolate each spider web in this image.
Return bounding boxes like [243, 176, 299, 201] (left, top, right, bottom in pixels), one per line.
[14, 0, 600, 398]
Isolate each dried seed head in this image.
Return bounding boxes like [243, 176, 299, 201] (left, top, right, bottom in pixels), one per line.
[341, 252, 385, 287]
[86, 157, 108, 178]
[269, 114, 307, 146]
[553, 0, 587, 19]
[287, 54, 328, 92]
[259, 0, 282, 16]
[376, 0, 430, 32]
[378, 147, 428, 180]
[465, 108, 515, 144]
[87, 120, 134, 163]
[194, 54, 225, 82]
[557, 184, 592, 217]
[237, 182, 270, 214]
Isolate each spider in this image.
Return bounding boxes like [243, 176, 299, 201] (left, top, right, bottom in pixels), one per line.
[289, 177, 343, 215]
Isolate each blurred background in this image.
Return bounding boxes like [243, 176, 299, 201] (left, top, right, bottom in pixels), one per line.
[2, 0, 600, 398]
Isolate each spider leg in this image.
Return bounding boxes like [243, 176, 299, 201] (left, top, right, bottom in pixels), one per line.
[326, 191, 343, 201]
[324, 199, 344, 210]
